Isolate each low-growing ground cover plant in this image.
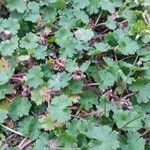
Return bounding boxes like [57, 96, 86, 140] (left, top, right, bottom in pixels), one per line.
[0, 0, 150, 149]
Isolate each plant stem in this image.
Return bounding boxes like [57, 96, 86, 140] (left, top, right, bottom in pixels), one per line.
[94, 10, 103, 26]
[122, 93, 135, 99]
[10, 77, 23, 81]
[120, 55, 139, 98]
[84, 83, 99, 86]
[93, 23, 105, 28]
[80, 109, 103, 117]
[0, 123, 24, 137]
[121, 115, 142, 129]
[140, 129, 150, 137]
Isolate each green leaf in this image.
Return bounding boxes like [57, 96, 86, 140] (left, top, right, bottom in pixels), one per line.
[75, 29, 94, 42]
[59, 14, 76, 29]
[0, 18, 20, 34]
[67, 80, 83, 94]
[80, 92, 99, 111]
[100, 0, 115, 13]
[33, 45, 47, 60]
[31, 87, 49, 105]
[66, 119, 90, 137]
[19, 117, 40, 140]
[0, 101, 10, 123]
[112, 0, 123, 7]
[48, 72, 71, 90]
[65, 59, 78, 73]
[94, 42, 110, 52]
[41, 6, 57, 23]
[20, 32, 39, 49]
[0, 110, 8, 123]
[105, 17, 117, 30]
[99, 66, 119, 89]
[0, 0, 149, 149]
[104, 32, 117, 47]
[87, 125, 119, 150]
[130, 79, 150, 103]
[55, 29, 77, 58]
[24, 2, 40, 23]
[60, 38, 78, 58]
[80, 61, 91, 72]
[9, 97, 31, 121]
[113, 109, 143, 131]
[48, 0, 57, 3]
[0, 83, 12, 100]
[26, 66, 44, 88]
[33, 133, 49, 150]
[41, 64, 54, 79]
[86, 0, 101, 14]
[144, 115, 150, 128]
[0, 68, 14, 85]
[0, 36, 19, 56]
[118, 37, 139, 55]
[74, 9, 89, 24]
[7, 0, 27, 13]
[122, 131, 145, 150]
[121, 8, 137, 25]
[39, 114, 62, 131]
[114, 28, 129, 41]
[47, 95, 72, 123]
[72, 0, 90, 9]
[55, 28, 73, 45]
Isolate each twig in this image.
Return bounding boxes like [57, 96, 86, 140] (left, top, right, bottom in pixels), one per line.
[84, 82, 99, 87]
[140, 129, 150, 137]
[20, 139, 33, 150]
[122, 93, 135, 99]
[5, 96, 12, 102]
[80, 109, 103, 117]
[6, 134, 15, 141]
[114, 51, 118, 61]
[0, 123, 24, 137]
[12, 73, 26, 77]
[93, 23, 105, 28]
[70, 106, 78, 110]
[119, 55, 136, 61]
[18, 138, 27, 149]
[94, 10, 103, 26]
[0, 0, 6, 7]
[10, 77, 23, 81]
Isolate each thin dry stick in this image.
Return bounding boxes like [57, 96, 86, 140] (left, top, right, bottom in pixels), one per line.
[84, 82, 99, 86]
[122, 93, 135, 99]
[0, 123, 24, 137]
[20, 139, 33, 150]
[18, 138, 27, 149]
[94, 10, 103, 26]
[93, 23, 105, 28]
[10, 77, 24, 81]
[140, 129, 150, 137]
[5, 96, 12, 102]
[0, 0, 6, 7]
[12, 73, 26, 77]
[80, 109, 103, 117]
